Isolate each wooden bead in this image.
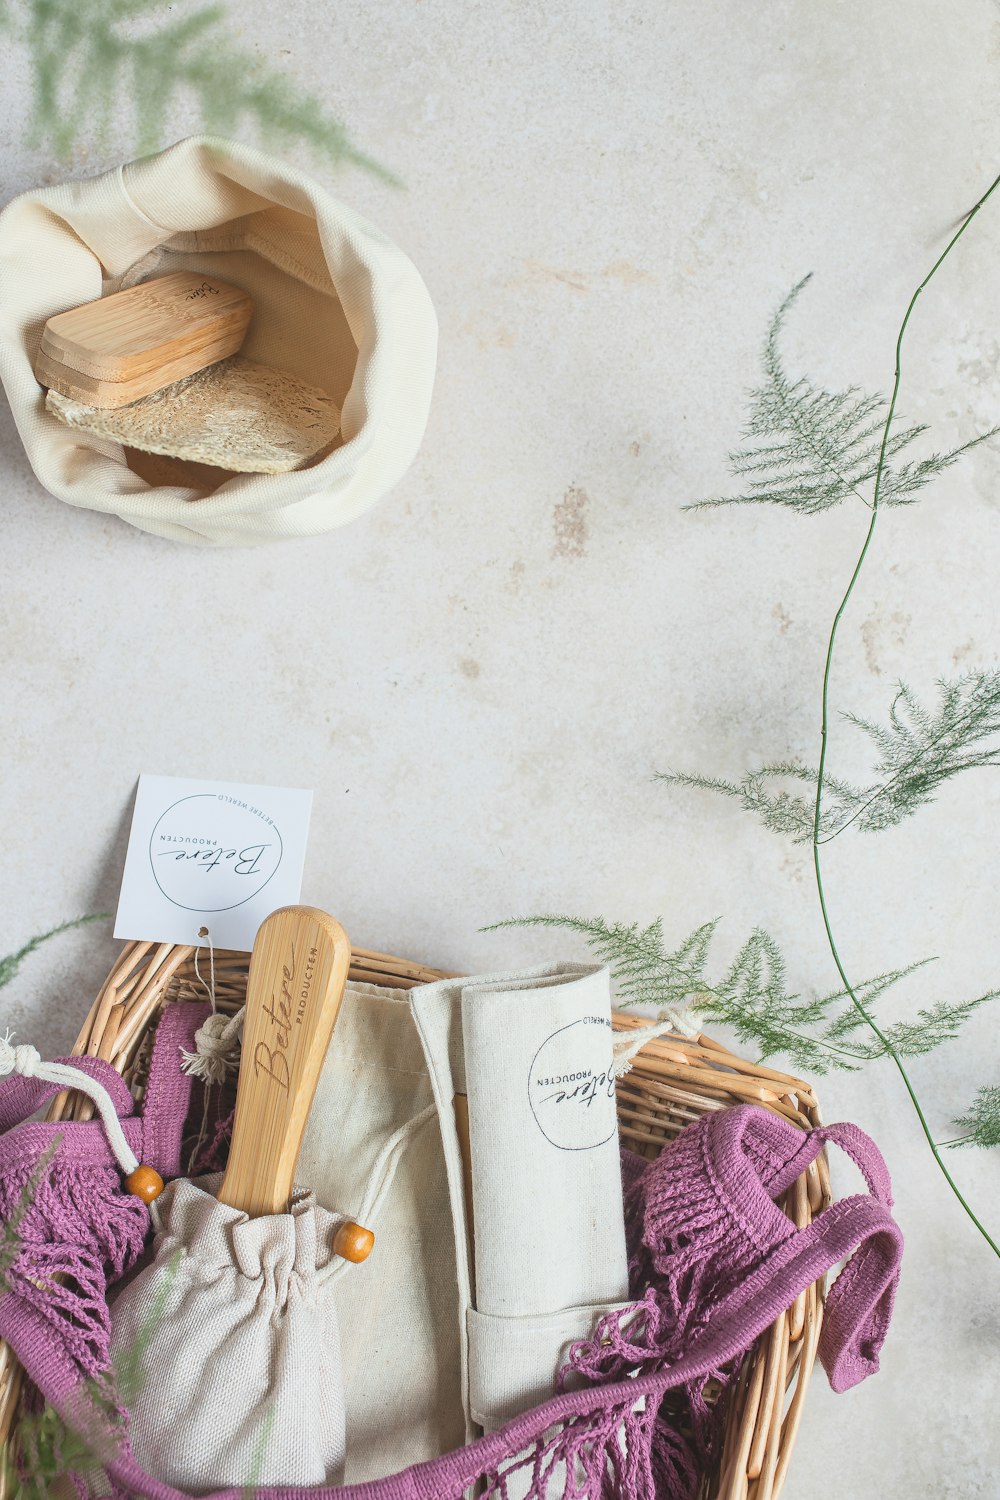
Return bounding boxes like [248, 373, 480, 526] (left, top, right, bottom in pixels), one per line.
[125, 1165, 165, 1204]
[333, 1221, 375, 1263]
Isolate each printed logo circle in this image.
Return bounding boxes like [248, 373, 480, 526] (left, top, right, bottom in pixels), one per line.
[528, 1016, 617, 1151]
[148, 794, 283, 912]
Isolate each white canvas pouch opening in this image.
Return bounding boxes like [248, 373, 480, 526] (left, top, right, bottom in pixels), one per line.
[0, 136, 437, 545]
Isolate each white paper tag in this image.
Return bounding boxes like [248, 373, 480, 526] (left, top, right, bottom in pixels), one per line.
[114, 774, 313, 951]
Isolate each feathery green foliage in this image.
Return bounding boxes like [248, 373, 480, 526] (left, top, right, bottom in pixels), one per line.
[496, 203, 1000, 1258]
[487, 913, 719, 1015]
[666, 763, 842, 843]
[686, 274, 997, 514]
[488, 914, 997, 1076]
[0, 915, 106, 994]
[948, 1086, 1000, 1149]
[9, 1363, 122, 1496]
[4, 0, 396, 182]
[667, 671, 1000, 842]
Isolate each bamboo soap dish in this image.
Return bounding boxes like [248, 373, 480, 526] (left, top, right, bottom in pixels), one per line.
[37, 272, 341, 475]
[34, 272, 253, 409]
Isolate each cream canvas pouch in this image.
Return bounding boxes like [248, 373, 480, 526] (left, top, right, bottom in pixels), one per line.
[0, 135, 436, 544]
[109, 1175, 347, 1492]
[412, 965, 631, 1435]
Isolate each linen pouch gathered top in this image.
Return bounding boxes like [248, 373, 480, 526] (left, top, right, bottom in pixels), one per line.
[108, 1174, 348, 1492]
[0, 135, 437, 545]
[0, 1007, 903, 1500]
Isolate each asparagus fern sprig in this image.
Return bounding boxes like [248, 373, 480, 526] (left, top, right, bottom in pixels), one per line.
[945, 1086, 1000, 1150]
[0, 915, 106, 993]
[488, 914, 998, 1077]
[3, 0, 397, 182]
[686, 274, 997, 515]
[668, 671, 1000, 842]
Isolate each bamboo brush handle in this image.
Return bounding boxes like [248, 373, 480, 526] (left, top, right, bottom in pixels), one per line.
[218, 906, 351, 1217]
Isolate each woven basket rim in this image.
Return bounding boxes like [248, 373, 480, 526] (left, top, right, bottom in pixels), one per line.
[0, 937, 831, 1500]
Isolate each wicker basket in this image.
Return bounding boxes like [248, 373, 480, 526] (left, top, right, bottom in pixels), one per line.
[0, 940, 832, 1500]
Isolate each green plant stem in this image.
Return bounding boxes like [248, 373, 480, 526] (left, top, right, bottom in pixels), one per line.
[812, 170, 1000, 1257]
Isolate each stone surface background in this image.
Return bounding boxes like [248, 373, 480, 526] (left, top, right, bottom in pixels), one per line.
[1, 3, 997, 1493]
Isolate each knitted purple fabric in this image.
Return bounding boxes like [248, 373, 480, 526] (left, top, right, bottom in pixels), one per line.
[0, 1064, 902, 1500]
[0, 1004, 208, 1385]
[558, 1106, 903, 1494]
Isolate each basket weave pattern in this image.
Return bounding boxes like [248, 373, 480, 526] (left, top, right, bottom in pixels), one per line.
[0, 941, 831, 1500]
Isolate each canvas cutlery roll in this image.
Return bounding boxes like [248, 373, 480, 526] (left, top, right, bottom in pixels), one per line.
[412, 963, 631, 1434]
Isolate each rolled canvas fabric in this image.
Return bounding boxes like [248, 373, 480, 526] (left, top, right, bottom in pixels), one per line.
[412, 964, 631, 1433]
[109, 1175, 348, 1493]
[0, 135, 437, 545]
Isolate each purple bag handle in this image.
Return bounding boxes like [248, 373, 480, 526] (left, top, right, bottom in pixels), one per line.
[0, 1004, 209, 1177]
[140, 1002, 211, 1177]
[691, 1105, 902, 1392]
[748, 1109, 894, 1205]
[0, 1056, 135, 1136]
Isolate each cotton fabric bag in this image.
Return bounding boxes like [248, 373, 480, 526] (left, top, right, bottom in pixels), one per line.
[296, 980, 467, 1481]
[0, 135, 437, 545]
[108, 1176, 348, 1491]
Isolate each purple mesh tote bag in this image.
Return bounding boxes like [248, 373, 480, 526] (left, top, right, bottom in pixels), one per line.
[0, 1036, 902, 1500]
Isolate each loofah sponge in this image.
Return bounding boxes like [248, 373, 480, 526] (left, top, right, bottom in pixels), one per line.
[46, 356, 341, 474]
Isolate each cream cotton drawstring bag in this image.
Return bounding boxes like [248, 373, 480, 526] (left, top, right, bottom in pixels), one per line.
[0, 135, 437, 545]
[109, 1175, 349, 1492]
[297, 981, 467, 1481]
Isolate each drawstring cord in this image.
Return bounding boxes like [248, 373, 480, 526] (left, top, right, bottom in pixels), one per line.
[0, 1032, 137, 1176]
[611, 1007, 703, 1077]
[0, 1032, 163, 1202]
[319, 1104, 437, 1285]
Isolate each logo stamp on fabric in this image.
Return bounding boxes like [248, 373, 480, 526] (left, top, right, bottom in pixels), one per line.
[527, 1016, 617, 1151]
[114, 774, 313, 951]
